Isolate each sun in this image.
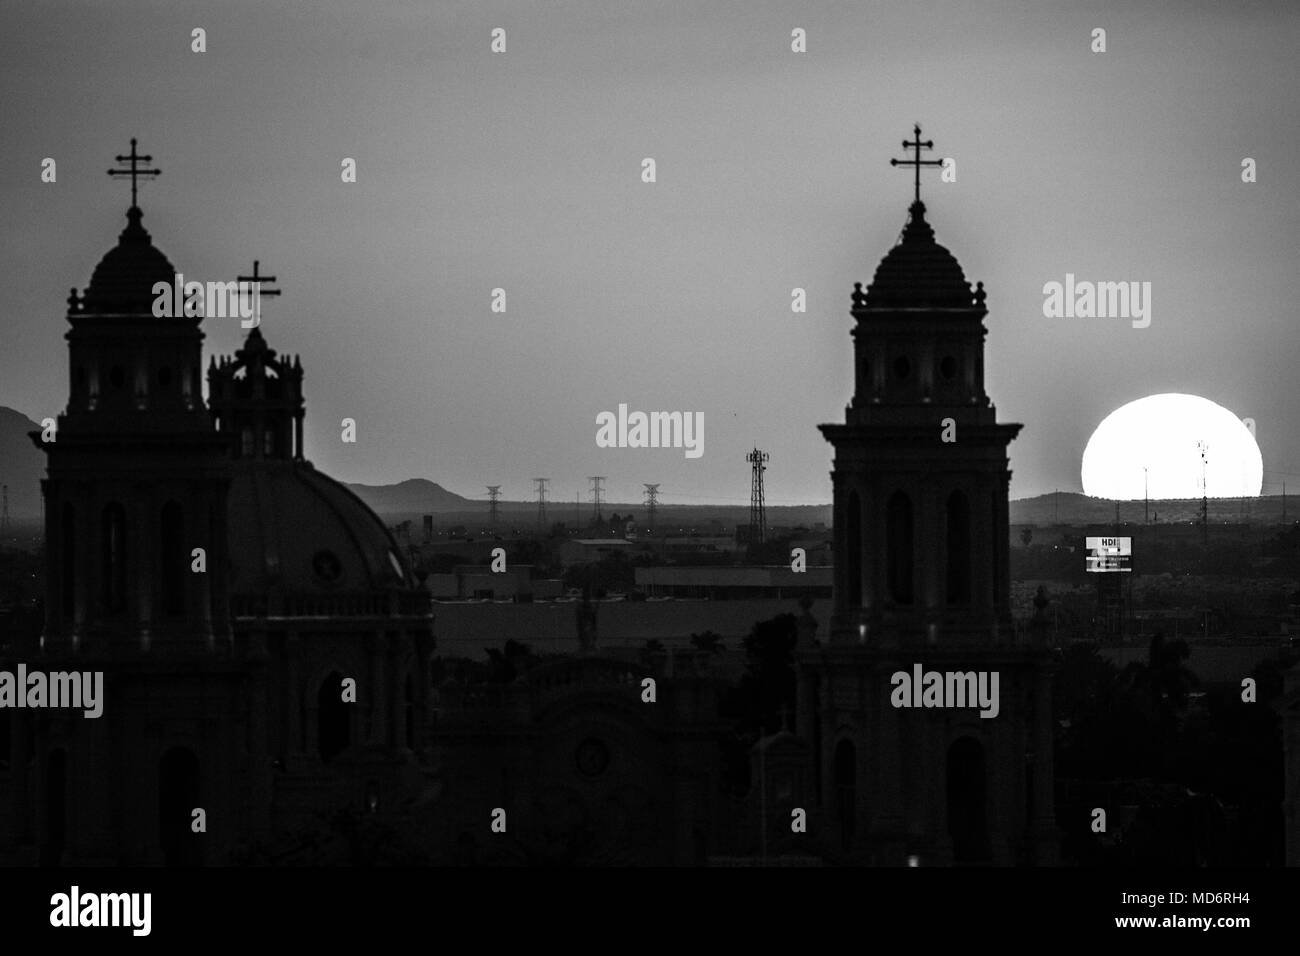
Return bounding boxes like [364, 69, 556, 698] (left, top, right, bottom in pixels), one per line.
[1080, 393, 1262, 500]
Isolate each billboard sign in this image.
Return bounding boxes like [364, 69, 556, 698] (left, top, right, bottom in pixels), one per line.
[1086, 536, 1132, 573]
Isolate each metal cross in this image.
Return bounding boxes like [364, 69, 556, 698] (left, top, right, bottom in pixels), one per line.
[889, 124, 944, 204]
[107, 138, 161, 208]
[237, 259, 282, 321]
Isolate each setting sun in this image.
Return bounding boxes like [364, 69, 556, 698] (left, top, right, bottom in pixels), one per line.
[1080, 393, 1262, 500]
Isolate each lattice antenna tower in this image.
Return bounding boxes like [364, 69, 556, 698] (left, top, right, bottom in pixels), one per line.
[532, 478, 549, 532]
[747, 448, 770, 545]
[588, 477, 606, 524]
[643, 483, 660, 532]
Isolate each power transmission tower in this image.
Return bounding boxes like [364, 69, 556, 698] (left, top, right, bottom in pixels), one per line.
[486, 485, 502, 525]
[747, 448, 770, 546]
[532, 478, 549, 533]
[588, 477, 606, 524]
[643, 483, 660, 532]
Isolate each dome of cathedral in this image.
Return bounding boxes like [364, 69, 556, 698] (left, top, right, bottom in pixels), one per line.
[82, 206, 176, 314]
[226, 460, 415, 612]
[863, 201, 975, 310]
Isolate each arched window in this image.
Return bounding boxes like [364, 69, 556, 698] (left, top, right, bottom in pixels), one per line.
[886, 491, 913, 605]
[318, 672, 350, 762]
[160, 501, 186, 617]
[263, 428, 275, 457]
[61, 503, 75, 618]
[947, 737, 990, 863]
[159, 748, 202, 866]
[101, 503, 126, 613]
[834, 739, 856, 849]
[845, 491, 862, 608]
[946, 490, 971, 604]
[240, 427, 254, 458]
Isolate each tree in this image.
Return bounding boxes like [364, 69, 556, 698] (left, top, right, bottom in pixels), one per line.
[1122, 631, 1197, 712]
[1020, 527, 1033, 548]
[483, 639, 535, 683]
[724, 614, 798, 735]
[690, 631, 724, 655]
[718, 614, 800, 794]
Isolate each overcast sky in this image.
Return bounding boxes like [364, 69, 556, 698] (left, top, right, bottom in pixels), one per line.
[2, 0, 1297, 508]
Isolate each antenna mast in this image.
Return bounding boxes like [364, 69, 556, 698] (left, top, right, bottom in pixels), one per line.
[643, 483, 660, 533]
[532, 478, 549, 534]
[747, 448, 770, 547]
[1197, 441, 1209, 546]
[588, 477, 606, 525]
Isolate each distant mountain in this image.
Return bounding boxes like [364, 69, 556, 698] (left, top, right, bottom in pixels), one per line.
[346, 478, 475, 515]
[0, 406, 44, 519]
[1011, 491, 1286, 526]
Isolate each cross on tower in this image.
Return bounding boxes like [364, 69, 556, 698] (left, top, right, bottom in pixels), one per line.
[237, 259, 282, 325]
[106, 138, 161, 208]
[889, 123, 944, 204]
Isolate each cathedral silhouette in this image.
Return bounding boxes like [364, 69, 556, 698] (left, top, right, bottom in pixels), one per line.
[0, 131, 1055, 866]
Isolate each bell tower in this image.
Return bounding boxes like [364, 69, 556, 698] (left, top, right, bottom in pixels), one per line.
[208, 322, 306, 463]
[797, 127, 1057, 865]
[36, 140, 233, 652]
[15, 141, 251, 866]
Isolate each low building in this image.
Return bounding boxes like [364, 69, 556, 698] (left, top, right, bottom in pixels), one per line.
[635, 566, 832, 600]
[558, 538, 635, 566]
[427, 566, 561, 602]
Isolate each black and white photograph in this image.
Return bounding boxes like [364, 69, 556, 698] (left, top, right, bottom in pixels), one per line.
[0, 0, 1295, 940]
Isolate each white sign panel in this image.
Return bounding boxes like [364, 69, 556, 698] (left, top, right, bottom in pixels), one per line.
[1085, 536, 1132, 573]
